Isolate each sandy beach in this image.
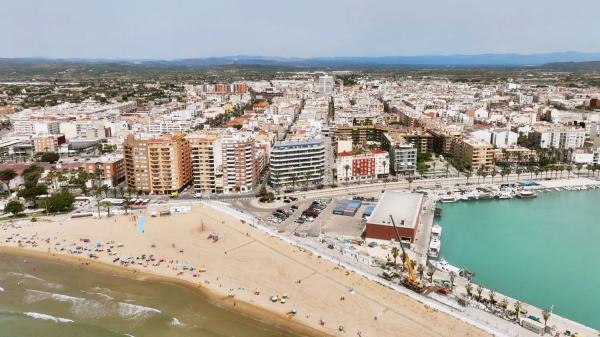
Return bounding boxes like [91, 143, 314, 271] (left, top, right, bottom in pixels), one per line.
[0, 204, 490, 337]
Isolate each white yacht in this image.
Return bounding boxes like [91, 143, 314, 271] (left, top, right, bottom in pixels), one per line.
[428, 239, 441, 258]
[429, 258, 461, 274]
[431, 224, 442, 239]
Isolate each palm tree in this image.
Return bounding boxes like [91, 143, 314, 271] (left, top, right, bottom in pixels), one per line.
[426, 265, 435, 283]
[465, 170, 472, 184]
[481, 169, 488, 184]
[476, 168, 483, 184]
[534, 168, 540, 180]
[94, 188, 102, 215]
[576, 163, 582, 177]
[101, 201, 111, 217]
[515, 168, 523, 181]
[416, 264, 425, 280]
[390, 246, 399, 266]
[500, 169, 507, 183]
[448, 271, 456, 292]
[514, 301, 522, 320]
[101, 185, 110, 198]
[488, 290, 496, 306]
[542, 307, 552, 333]
[118, 186, 124, 198]
[499, 297, 509, 313]
[343, 164, 350, 186]
[490, 170, 497, 184]
[445, 162, 450, 178]
[566, 165, 572, 179]
[303, 171, 310, 190]
[476, 284, 484, 301]
[465, 282, 473, 297]
[406, 176, 414, 190]
[122, 199, 131, 214]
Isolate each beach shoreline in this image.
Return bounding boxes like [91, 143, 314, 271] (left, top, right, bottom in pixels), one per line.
[0, 246, 329, 337]
[0, 204, 492, 337]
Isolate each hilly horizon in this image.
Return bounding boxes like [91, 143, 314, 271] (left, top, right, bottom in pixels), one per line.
[4, 51, 600, 68]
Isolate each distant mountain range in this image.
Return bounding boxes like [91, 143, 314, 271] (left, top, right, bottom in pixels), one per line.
[1, 52, 600, 74]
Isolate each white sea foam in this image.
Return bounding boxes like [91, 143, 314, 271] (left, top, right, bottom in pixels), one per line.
[0, 286, 4, 292]
[8, 272, 45, 282]
[24, 312, 74, 323]
[170, 317, 185, 326]
[25, 289, 85, 304]
[117, 302, 161, 319]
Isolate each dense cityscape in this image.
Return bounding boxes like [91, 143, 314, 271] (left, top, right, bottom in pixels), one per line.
[1, 1, 599, 336]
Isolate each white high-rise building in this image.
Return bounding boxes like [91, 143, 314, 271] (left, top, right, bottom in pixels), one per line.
[318, 75, 334, 95]
[269, 139, 325, 188]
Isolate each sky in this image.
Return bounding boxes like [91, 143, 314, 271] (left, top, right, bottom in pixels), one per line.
[1, 0, 599, 59]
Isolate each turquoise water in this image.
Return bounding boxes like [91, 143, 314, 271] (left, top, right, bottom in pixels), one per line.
[438, 189, 600, 330]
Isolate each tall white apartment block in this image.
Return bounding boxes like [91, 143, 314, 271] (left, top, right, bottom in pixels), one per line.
[269, 138, 325, 188]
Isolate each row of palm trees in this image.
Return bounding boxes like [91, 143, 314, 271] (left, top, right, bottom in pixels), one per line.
[91, 185, 141, 217]
[465, 282, 553, 333]
[462, 163, 600, 185]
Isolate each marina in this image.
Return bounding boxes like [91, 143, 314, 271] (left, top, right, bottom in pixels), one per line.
[434, 186, 600, 331]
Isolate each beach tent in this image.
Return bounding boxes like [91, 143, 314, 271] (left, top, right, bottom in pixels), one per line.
[138, 216, 145, 234]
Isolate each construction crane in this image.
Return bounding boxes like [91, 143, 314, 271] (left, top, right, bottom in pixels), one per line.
[389, 215, 424, 293]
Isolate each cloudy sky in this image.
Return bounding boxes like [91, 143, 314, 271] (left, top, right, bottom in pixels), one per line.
[1, 0, 599, 59]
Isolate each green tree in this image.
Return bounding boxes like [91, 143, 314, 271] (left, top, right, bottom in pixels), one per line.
[488, 290, 496, 306]
[542, 308, 552, 333]
[406, 176, 414, 190]
[416, 264, 425, 280]
[4, 200, 24, 216]
[39, 152, 60, 163]
[39, 189, 75, 213]
[343, 164, 351, 185]
[490, 170, 497, 183]
[0, 168, 17, 191]
[448, 271, 456, 292]
[465, 170, 472, 184]
[514, 301, 522, 320]
[101, 201, 112, 217]
[476, 284, 484, 301]
[390, 246, 399, 266]
[426, 265, 435, 283]
[465, 282, 473, 297]
[499, 297, 509, 313]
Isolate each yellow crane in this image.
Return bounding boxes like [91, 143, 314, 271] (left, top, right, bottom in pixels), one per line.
[389, 215, 424, 293]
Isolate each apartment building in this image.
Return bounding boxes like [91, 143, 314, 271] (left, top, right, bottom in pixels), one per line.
[13, 120, 60, 136]
[221, 132, 257, 193]
[382, 133, 417, 175]
[336, 149, 389, 183]
[270, 138, 326, 188]
[452, 137, 495, 170]
[318, 75, 334, 95]
[529, 124, 586, 149]
[123, 133, 192, 194]
[187, 132, 223, 195]
[32, 134, 65, 153]
[84, 156, 126, 187]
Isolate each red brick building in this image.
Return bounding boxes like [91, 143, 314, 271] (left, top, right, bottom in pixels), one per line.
[365, 191, 424, 243]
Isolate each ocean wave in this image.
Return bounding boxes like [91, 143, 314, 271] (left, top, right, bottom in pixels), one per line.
[24, 312, 74, 323]
[8, 272, 45, 282]
[0, 286, 4, 292]
[117, 302, 161, 319]
[25, 289, 106, 317]
[81, 290, 114, 301]
[170, 317, 185, 327]
[25, 289, 85, 304]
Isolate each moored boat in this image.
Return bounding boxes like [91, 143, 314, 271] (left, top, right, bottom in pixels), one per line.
[516, 190, 537, 199]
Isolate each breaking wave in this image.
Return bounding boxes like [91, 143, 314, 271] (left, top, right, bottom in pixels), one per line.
[170, 317, 185, 326]
[117, 302, 161, 319]
[24, 312, 74, 323]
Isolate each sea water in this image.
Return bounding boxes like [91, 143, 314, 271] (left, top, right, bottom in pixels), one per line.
[438, 189, 600, 329]
[0, 254, 296, 337]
